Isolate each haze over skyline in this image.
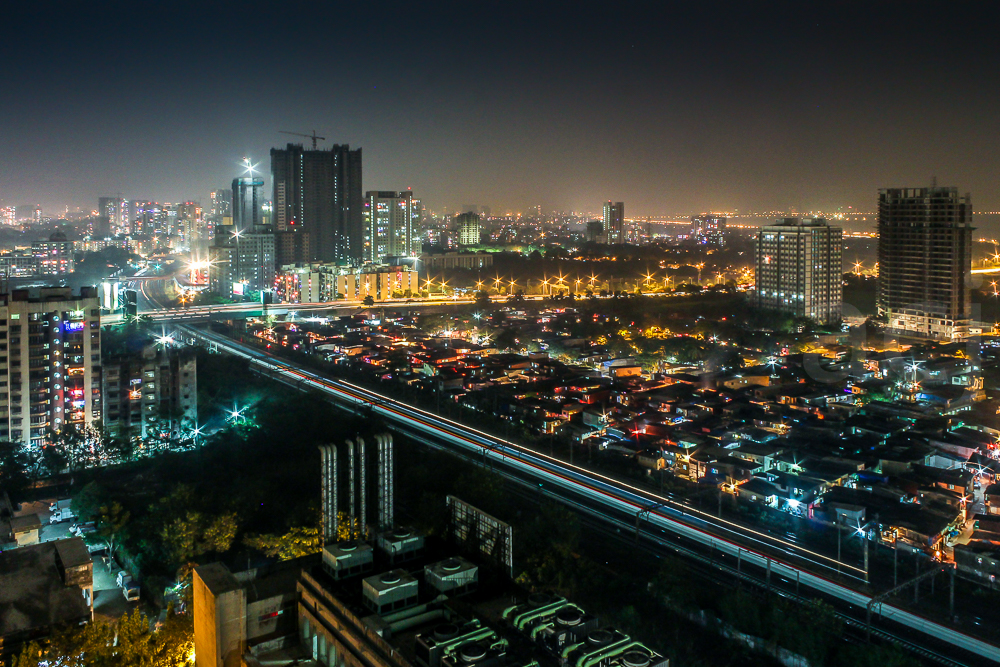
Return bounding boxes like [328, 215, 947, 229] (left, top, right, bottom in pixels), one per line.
[2, 1, 998, 217]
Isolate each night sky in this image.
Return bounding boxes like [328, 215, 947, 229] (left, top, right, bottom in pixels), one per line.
[2, 1, 998, 217]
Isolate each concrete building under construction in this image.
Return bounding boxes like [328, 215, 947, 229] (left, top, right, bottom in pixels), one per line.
[877, 185, 973, 340]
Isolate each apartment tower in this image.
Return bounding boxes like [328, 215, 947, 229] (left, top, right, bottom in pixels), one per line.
[877, 186, 973, 340]
[754, 218, 842, 324]
[362, 191, 419, 264]
[271, 143, 363, 263]
[603, 201, 625, 244]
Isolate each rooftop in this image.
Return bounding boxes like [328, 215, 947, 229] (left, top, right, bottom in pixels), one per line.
[0, 537, 92, 637]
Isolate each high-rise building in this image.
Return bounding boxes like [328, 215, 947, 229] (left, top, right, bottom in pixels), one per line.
[603, 201, 624, 244]
[454, 212, 481, 246]
[270, 143, 363, 263]
[98, 197, 128, 233]
[102, 343, 197, 440]
[92, 215, 111, 237]
[130, 201, 161, 237]
[877, 186, 973, 340]
[0, 287, 101, 447]
[362, 191, 419, 263]
[209, 189, 233, 218]
[177, 201, 204, 242]
[33, 231, 74, 275]
[232, 177, 265, 233]
[209, 227, 276, 297]
[691, 214, 727, 246]
[754, 218, 842, 324]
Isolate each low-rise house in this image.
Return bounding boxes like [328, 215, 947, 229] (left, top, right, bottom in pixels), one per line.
[954, 542, 1000, 586]
[736, 478, 780, 507]
[0, 493, 41, 549]
[0, 538, 93, 661]
[731, 441, 785, 472]
[986, 484, 1000, 516]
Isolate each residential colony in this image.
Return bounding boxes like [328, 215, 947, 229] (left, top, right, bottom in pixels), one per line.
[248, 306, 1000, 585]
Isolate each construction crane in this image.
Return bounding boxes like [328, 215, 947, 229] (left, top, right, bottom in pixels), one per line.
[279, 130, 326, 150]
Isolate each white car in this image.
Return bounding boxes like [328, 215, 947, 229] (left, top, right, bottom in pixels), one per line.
[70, 522, 95, 537]
[116, 571, 133, 588]
[123, 583, 140, 602]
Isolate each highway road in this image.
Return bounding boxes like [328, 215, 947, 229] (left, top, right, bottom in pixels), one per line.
[126, 270, 720, 322]
[128, 272, 493, 321]
[178, 324, 1000, 664]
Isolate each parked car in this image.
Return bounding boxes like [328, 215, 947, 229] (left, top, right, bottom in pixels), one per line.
[116, 571, 132, 588]
[70, 522, 95, 537]
[123, 583, 140, 602]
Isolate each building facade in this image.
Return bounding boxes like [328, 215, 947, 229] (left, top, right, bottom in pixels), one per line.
[603, 201, 625, 244]
[208, 227, 276, 298]
[209, 188, 232, 219]
[102, 344, 197, 440]
[0, 287, 101, 447]
[418, 252, 493, 272]
[877, 186, 973, 340]
[33, 232, 74, 275]
[275, 264, 419, 303]
[454, 212, 481, 246]
[362, 191, 419, 263]
[232, 177, 265, 233]
[754, 218, 842, 324]
[98, 197, 128, 234]
[335, 268, 419, 302]
[691, 214, 727, 246]
[271, 143, 363, 263]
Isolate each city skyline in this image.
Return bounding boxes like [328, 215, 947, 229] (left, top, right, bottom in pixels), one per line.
[2, 1, 999, 216]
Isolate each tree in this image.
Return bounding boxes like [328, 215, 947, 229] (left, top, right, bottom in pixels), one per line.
[40, 443, 67, 476]
[0, 440, 30, 497]
[492, 328, 518, 351]
[72, 481, 109, 522]
[245, 525, 321, 560]
[160, 510, 239, 565]
[12, 607, 193, 667]
[47, 424, 89, 471]
[474, 290, 491, 310]
[88, 501, 131, 557]
[362, 295, 375, 307]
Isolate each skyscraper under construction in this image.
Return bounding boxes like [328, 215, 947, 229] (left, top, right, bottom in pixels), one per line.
[877, 185, 973, 340]
[270, 143, 363, 263]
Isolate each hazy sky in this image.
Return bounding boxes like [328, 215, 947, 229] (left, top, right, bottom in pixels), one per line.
[2, 1, 998, 217]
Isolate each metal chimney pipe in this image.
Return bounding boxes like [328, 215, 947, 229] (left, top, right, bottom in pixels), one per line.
[377, 435, 386, 531]
[358, 437, 367, 539]
[319, 446, 330, 544]
[331, 444, 338, 541]
[387, 434, 394, 529]
[347, 439, 356, 539]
